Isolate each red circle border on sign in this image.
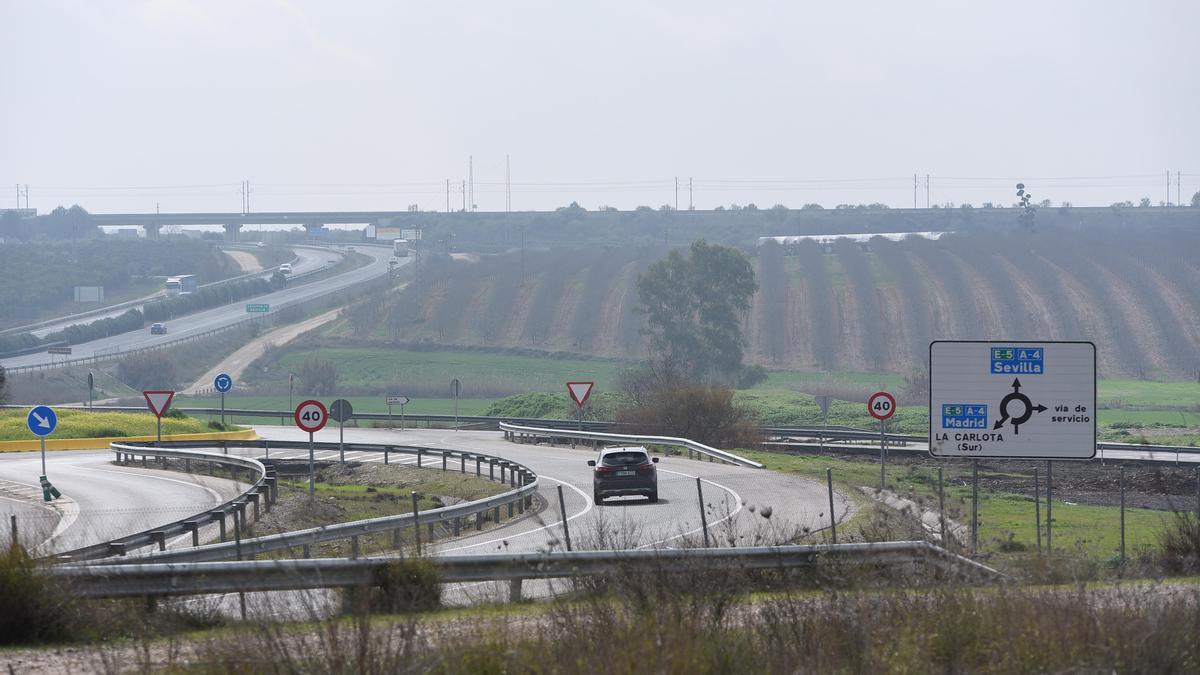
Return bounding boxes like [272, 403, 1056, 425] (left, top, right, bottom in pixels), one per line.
[294, 399, 329, 433]
[867, 391, 896, 421]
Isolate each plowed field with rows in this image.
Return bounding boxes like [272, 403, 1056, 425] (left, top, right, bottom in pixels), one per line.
[342, 227, 1200, 378]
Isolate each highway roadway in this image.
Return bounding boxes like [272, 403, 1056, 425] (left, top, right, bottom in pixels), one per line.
[1, 244, 397, 371]
[243, 427, 852, 554]
[0, 449, 245, 555]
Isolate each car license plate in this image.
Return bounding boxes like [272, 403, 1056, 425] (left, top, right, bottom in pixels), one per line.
[616, 470, 636, 477]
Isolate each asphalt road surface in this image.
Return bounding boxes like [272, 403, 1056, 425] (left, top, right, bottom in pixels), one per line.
[246, 426, 853, 554]
[19, 246, 334, 340]
[2, 245, 396, 370]
[0, 449, 244, 555]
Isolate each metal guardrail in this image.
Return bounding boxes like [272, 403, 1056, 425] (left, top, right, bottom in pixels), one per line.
[93, 439, 539, 565]
[52, 445, 273, 563]
[499, 421, 765, 469]
[52, 541, 1000, 601]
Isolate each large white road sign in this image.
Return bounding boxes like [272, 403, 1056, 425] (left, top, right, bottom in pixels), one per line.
[929, 341, 1096, 459]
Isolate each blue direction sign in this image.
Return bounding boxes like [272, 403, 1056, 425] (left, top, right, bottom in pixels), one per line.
[27, 405, 58, 437]
[214, 372, 234, 393]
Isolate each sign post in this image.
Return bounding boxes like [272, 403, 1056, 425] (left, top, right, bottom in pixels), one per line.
[87, 372, 94, 410]
[450, 379, 461, 430]
[929, 341, 1097, 555]
[867, 391, 895, 489]
[386, 396, 410, 430]
[330, 399, 354, 462]
[294, 400, 328, 500]
[213, 372, 233, 425]
[27, 405, 58, 481]
[567, 382, 595, 431]
[815, 395, 831, 453]
[143, 390, 176, 446]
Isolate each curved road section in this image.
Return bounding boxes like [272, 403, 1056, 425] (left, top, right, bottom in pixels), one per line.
[1, 245, 396, 371]
[247, 427, 852, 554]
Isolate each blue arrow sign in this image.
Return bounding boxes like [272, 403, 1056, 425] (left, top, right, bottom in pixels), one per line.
[214, 372, 233, 393]
[27, 405, 58, 437]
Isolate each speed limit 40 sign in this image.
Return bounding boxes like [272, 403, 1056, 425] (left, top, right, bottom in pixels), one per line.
[868, 391, 896, 421]
[294, 399, 329, 433]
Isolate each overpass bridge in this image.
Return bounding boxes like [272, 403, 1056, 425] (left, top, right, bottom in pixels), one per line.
[87, 211, 413, 240]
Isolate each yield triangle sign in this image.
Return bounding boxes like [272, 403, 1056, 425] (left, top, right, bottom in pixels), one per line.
[143, 390, 176, 418]
[567, 381, 594, 407]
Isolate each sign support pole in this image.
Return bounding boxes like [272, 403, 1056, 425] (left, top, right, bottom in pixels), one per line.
[971, 459, 979, 555]
[156, 416, 162, 447]
[1046, 460, 1053, 552]
[40, 437, 46, 477]
[401, 404, 406, 431]
[308, 431, 315, 500]
[1034, 468, 1042, 554]
[339, 418, 344, 463]
[220, 392, 225, 426]
[879, 420, 886, 490]
[388, 403, 393, 429]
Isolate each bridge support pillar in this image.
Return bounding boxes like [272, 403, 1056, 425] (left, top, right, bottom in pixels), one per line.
[223, 223, 242, 242]
[142, 223, 162, 238]
[303, 223, 325, 239]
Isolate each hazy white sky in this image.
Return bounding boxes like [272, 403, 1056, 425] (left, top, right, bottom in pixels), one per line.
[3, 1, 1197, 213]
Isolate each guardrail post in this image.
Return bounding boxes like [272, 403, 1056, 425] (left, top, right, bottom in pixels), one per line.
[152, 531, 166, 551]
[248, 492, 260, 521]
[441, 451, 447, 471]
[508, 501, 514, 518]
[509, 578, 522, 603]
[475, 511, 483, 530]
[184, 458, 190, 473]
[351, 535, 360, 559]
[417, 448, 423, 468]
[384, 447, 389, 465]
[302, 544, 310, 559]
[493, 506, 500, 523]
[460, 455, 466, 474]
[452, 518, 460, 537]
[411, 492, 421, 556]
[500, 464, 506, 483]
[476, 457, 481, 476]
[489, 460, 495, 481]
[142, 454, 147, 468]
[185, 521, 200, 547]
[214, 511, 226, 542]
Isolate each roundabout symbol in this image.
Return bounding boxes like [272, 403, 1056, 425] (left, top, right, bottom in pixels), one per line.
[992, 378, 1046, 435]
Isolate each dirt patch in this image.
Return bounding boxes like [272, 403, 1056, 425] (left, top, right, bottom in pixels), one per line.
[1035, 255, 1123, 376]
[995, 254, 1059, 339]
[786, 278, 815, 369]
[947, 252, 1004, 339]
[591, 260, 637, 357]
[1093, 265, 1167, 375]
[877, 286, 915, 373]
[1142, 265, 1200, 360]
[910, 252, 956, 339]
[500, 277, 538, 347]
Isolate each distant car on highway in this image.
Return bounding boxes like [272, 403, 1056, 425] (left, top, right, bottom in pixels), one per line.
[149, 322, 167, 335]
[279, 263, 292, 274]
[588, 446, 659, 505]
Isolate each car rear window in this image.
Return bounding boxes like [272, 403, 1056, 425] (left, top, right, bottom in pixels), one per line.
[601, 451, 648, 466]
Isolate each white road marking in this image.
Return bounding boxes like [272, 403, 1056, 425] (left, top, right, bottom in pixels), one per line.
[438, 474, 594, 553]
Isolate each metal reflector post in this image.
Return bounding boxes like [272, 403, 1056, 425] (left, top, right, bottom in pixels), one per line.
[697, 477, 710, 548]
[826, 468, 836, 544]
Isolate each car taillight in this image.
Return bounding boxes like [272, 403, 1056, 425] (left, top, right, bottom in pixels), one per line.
[595, 465, 616, 474]
[637, 462, 654, 473]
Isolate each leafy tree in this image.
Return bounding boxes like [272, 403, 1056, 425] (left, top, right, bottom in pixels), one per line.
[1139, 197, 1152, 208]
[636, 240, 757, 384]
[1192, 191, 1200, 208]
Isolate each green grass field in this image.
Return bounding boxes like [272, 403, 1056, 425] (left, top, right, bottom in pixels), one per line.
[0, 409, 217, 441]
[181, 395, 494, 424]
[254, 347, 628, 396]
[740, 450, 1169, 559]
[1098, 378, 1200, 407]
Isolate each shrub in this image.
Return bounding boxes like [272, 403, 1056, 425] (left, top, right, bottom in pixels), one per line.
[1156, 509, 1200, 574]
[298, 359, 337, 395]
[0, 545, 74, 644]
[616, 382, 760, 448]
[116, 351, 177, 390]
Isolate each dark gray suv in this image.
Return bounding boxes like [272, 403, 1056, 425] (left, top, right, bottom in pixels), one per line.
[589, 446, 659, 505]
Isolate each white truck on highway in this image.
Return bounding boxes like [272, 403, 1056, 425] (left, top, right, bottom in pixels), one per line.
[393, 239, 409, 257]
